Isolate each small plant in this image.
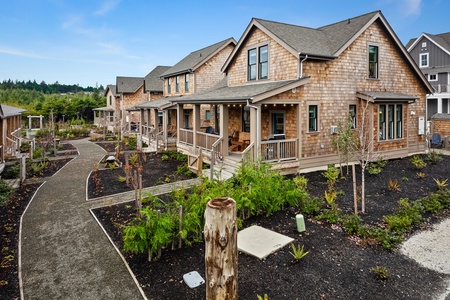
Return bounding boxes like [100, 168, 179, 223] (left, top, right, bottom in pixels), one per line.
[416, 172, 425, 179]
[433, 178, 448, 190]
[376, 156, 388, 168]
[388, 178, 401, 191]
[324, 190, 336, 207]
[367, 163, 382, 175]
[289, 244, 309, 262]
[293, 175, 308, 191]
[372, 266, 389, 281]
[118, 175, 126, 183]
[161, 154, 169, 161]
[300, 196, 324, 216]
[427, 151, 443, 164]
[108, 162, 116, 170]
[342, 214, 362, 234]
[323, 165, 339, 189]
[164, 177, 171, 183]
[410, 155, 426, 170]
[129, 153, 139, 166]
[257, 294, 269, 300]
[402, 177, 409, 182]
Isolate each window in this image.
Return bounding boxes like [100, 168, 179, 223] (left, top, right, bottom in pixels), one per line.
[167, 78, 171, 94]
[422, 42, 427, 48]
[429, 74, 437, 81]
[109, 95, 112, 106]
[379, 104, 403, 140]
[368, 45, 378, 79]
[308, 105, 318, 132]
[420, 53, 429, 68]
[259, 45, 268, 79]
[205, 110, 210, 121]
[158, 112, 163, 126]
[184, 110, 190, 129]
[349, 105, 357, 129]
[242, 106, 250, 133]
[271, 112, 285, 134]
[248, 45, 268, 81]
[175, 76, 180, 93]
[185, 74, 189, 92]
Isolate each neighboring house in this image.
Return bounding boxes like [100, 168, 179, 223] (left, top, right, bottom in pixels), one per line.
[93, 84, 119, 133]
[0, 104, 25, 166]
[406, 32, 450, 136]
[171, 10, 432, 174]
[116, 76, 146, 133]
[142, 66, 171, 127]
[136, 38, 236, 149]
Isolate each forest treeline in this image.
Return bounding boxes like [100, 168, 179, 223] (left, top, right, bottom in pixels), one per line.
[0, 80, 105, 123]
[0, 79, 104, 94]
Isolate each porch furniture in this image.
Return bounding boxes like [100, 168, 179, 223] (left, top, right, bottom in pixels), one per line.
[430, 133, 444, 148]
[228, 130, 236, 146]
[205, 126, 213, 134]
[229, 131, 250, 152]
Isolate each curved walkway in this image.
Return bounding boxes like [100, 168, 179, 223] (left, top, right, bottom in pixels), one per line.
[20, 139, 144, 299]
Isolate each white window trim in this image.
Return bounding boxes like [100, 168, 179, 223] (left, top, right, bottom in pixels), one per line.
[428, 74, 438, 81]
[368, 43, 380, 80]
[420, 53, 429, 68]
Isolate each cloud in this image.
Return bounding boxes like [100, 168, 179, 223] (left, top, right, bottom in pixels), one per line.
[0, 46, 43, 58]
[95, 0, 121, 16]
[402, 0, 421, 15]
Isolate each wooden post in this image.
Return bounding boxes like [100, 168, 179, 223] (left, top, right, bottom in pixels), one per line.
[352, 164, 358, 214]
[204, 197, 237, 300]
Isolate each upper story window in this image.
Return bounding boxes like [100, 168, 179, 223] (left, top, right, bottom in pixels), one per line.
[349, 105, 357, 129]
[185, 74, 190, 92]
[429, 74, 437, 81]
[109, 95, 112, 106]
[176, 76, 180, 93]
[420, 53, 429, 68]
[308, 104, 318, 132]
[248, 44, 268, 81]
[368, 45, 378, 79]
[167, 78, 172, 94]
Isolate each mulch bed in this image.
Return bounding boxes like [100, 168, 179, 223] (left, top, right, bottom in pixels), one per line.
[92, 153, 450, 300]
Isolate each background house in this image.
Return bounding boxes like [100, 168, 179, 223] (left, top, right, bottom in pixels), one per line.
[0, 104, 25, 168]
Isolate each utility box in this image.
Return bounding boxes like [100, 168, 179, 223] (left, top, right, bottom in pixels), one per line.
[296, 214, 306, 232]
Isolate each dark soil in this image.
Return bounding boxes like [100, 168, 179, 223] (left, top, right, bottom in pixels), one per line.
[93, 153, 450, 300]
[0, 148, 74, 300]
[87, 151, 196, 199]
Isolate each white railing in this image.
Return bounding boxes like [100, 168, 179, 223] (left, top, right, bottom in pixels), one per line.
[432, 84, 450, 93]
[242, 142, 255, 164]
[210, 136, 224, 180]
[260, 139, 298, 162]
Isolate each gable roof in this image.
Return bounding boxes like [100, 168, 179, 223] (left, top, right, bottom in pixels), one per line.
[104, 84, 119, 97]
[116, 76, 144, 94]
[406, 32, 450, 56]
[145, 66, 171, 92]
[0, 104, 25, 119]
[160, 37, 236, 78]
[222, 10, 433, 93]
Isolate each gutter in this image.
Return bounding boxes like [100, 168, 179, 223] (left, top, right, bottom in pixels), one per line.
[299, 53, 308, 78]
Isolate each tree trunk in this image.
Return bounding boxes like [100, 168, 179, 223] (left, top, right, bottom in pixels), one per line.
[352, 164, 357, 214]
[204, 197, 238, 300]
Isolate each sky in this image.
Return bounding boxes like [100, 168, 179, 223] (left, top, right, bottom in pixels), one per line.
[0, 0, 448, 89]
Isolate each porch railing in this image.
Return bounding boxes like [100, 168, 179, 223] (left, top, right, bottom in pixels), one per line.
[179, 128, 194, 146]
[260, 139, 298, 162]
[209, 136, 224, 180]
[197, 132, 221, 151]
[242, 142, 255, 164]
[432, 84, 450, 93]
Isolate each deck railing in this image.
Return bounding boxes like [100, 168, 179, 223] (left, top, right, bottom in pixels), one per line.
[242, 142, 255, 164]
[260, 139, 298, 162]
[432, 84, 450, 93]
[197, 132, 221, 151]
[179, 129, 194, 146]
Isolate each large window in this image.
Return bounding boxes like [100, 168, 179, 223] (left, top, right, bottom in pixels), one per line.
[308, 105, 318, 132]
[379, 104, 403, 140]
[271, 112, 285, 134]
[242, 106, 250, 133]
[167, 78, 172, 94]
[368, 45, 378, 79]
[248, 44, 268, 81]
[420, 53, 429, 68]
[175, 76, 180, 93]
[205, 110, 210, 121]
[185, 74, 190, 92]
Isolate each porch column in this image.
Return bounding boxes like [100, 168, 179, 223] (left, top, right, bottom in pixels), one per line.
[153, 108, 159, 136]
[162, 110, 168, 150]
[193, 104, 201, 149]
[249, 104, 261, 160]
[219, 104, 229, 156]
[437, 97, 443, 113]
[39, 115, 43, 129]
[177, 104, 183, 143]
[139, 109, 144, 134]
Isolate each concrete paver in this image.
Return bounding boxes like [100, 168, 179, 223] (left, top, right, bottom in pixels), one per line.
[20, 139, 144, 300]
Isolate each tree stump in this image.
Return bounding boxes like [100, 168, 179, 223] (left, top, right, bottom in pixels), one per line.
[204, 197, 238, 300]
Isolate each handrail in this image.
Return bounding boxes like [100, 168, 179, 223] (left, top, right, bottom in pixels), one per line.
[242, 142, 255, 164]
[210, 136, 224, 180]
[155, 130, 164, 153]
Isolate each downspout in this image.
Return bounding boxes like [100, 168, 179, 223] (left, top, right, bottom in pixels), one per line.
[246, 98, 259, 161]
[299, 53, 308, 78]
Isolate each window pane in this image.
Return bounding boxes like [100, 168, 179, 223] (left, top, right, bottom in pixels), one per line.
[396, 105, 402, 138]
[309, 105, 318, 132]
[205, 110, 210, 121]
[185, 74, 189, 92]
[379, 105, 386, 140]
[369, 45, 378, 79]
[248, 49, 256, 81]
[388, 104, 394, 139]
[272, 112, 284, 134]
[349, 105, 356, 129]
[242, 106, 250, 132]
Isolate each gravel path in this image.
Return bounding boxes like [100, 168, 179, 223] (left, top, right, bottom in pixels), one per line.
[401, 218, 450, 300]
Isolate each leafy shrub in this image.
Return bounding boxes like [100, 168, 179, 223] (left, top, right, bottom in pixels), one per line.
[323, 165, 339, 189]
[289, 244, 309, 262]
[175, 164, 195, 178]
[2, 162, 20, 179]
[316, 208, 342, 224]
[342, 214, 362, 234]
[372, 266, 389, 281]
[384, 198, 423, 235]
[33, 147, 44, 159]
[299, 196, 324, 216]
[427, 151, 443, 164]
[293, 175, 308, 191]
[410, 155, 426, 170]
[0, 179, 13, 206]
[161, 154, 169, 161]
[367, 163, 382, 175]
[20, 141, 30, 153]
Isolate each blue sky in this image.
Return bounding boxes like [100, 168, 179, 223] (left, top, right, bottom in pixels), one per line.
[0, 0, 448, 88]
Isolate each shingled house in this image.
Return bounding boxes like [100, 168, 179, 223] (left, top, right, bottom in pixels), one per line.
[136, 38, 236, 149]
[93, 84, 119, 132]
[0, 104, 25, 168]
[170, 11, 432, 174]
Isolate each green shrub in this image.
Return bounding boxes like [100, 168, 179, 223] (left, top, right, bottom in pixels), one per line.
[410, 155, 426, 170]
[161, 154, 169, 161]
[367, 163, 382, 175]
[323, 165, 339, 188]
[342, 214, 362, 234]
[300, 196, 324, 216]
[33, 147, 44, 159]
[372, 266, 389, 281]
[2, 162, 20, 179]
[0, 179, 13, 206]
[316, 208, 342, 224]
[427, 151, 443, 164]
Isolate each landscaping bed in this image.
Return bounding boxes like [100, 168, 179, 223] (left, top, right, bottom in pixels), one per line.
[92, 152, 450, 300]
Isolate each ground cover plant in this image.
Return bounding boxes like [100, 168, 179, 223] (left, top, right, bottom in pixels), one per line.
[93, 152, 450, 299]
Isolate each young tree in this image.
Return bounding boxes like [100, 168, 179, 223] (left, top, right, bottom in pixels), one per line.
[332, 114, 358, 177]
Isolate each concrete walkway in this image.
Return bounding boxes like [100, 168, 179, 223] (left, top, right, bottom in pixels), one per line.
[20, 139, 144, 300]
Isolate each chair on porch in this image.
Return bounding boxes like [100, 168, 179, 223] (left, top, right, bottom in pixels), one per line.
[205, 126, 213, 134]
[430, 133, 444, 148]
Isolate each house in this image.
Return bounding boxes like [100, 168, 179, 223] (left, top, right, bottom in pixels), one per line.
[136, 38, 236, 149]
[406, 32, 450, 138]
[93, 84, 119, 132]
[170, 10, 432, 174]
[0, 104, 25, 167]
